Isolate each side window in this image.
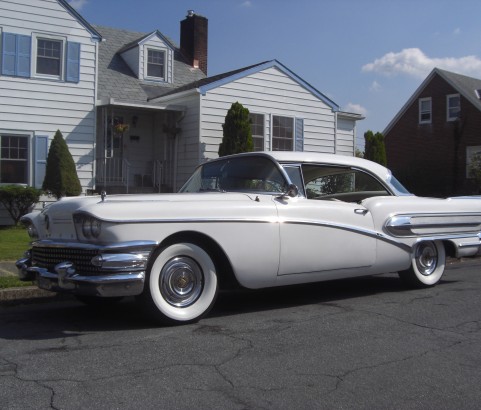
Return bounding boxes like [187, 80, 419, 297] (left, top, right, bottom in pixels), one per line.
[0, 135, 29, 184]
[302, 165, 389, 202]
[447, 94, 461, 121]
[180, 157, 287, 193]
[419, 97, 432, 124]
[249, 113, 265, 151]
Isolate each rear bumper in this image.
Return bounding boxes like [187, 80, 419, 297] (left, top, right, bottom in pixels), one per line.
[16, 241, 156, 297]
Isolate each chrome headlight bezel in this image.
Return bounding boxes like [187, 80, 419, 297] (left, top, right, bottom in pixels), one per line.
[75, 214, 102, 240]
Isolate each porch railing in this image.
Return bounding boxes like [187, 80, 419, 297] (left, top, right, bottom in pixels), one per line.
[96, 158, 131, 192]
[153, 160, 163, 193]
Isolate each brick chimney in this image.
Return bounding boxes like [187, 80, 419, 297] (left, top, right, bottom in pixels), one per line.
[180, 10, 208, 75]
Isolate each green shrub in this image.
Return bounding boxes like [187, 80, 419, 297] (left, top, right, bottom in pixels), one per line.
[42, 129, 82, 199]
[218, 102, 253, 156]
[0, 186, 42, 225]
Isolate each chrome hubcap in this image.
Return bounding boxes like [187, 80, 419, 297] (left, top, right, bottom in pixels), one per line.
[415, 242, 438, 276]
[159, 256, 203, 307]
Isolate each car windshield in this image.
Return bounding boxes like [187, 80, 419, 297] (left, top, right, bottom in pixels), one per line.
[180, 156, 288, 194]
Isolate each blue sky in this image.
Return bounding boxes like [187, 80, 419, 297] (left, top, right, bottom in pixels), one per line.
[69, 0, 481, 150]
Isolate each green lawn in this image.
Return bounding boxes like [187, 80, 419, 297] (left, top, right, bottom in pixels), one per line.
[0, 275, 33, 289]
[0, 226, 30, 261]
[0, 226, 33, 288]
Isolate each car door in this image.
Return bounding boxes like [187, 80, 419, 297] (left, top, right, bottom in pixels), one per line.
[276, 198, 376, 276]
[276, 164, 382, 276]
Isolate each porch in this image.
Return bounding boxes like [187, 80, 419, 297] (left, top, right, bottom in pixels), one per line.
[95, 157, 167, 194]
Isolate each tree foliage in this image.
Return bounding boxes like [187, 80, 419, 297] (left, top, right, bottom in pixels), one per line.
[469, 152, 481, 193]
[0, 185, 42, 225]
[218, 102, 253, 157]
[364, 130, 387, 166]
[42, 130, 82, 199]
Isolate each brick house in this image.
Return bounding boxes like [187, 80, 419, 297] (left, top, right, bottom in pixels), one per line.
[385, 68, 481, 197]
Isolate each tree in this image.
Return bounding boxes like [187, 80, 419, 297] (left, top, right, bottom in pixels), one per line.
[218, 102, 253, 157]
[0, 185, 42, 225]
[42, 130, 82, 199]
[469, 152, 481, 193]
[364, 130, 387, 166]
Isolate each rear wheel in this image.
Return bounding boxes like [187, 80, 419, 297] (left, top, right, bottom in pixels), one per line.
[138, 243, 218, 325]
[398, 241, 445, 288]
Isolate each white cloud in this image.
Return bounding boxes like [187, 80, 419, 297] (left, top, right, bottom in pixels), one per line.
[362, 48, 481, 79]
[453, 28, 461, 35]
[68, 0, 88, 10]
[344, 103, 368, 117]
[369, 80, 381, 92]
[241, 1, 253, 7]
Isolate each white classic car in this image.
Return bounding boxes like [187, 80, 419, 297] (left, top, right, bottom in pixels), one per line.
[17, 152, 481, 324]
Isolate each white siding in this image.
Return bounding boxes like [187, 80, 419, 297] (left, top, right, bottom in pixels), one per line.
[336, 117, 356, 156]
[120, 47, 140, 77]
[199, 66, 345, 158]
[0, 0, 98, 194]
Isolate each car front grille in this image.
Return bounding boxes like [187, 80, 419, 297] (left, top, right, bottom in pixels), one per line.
[32, 246, 101, 275]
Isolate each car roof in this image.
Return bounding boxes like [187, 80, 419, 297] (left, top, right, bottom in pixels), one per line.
[213, 151, 392, 180]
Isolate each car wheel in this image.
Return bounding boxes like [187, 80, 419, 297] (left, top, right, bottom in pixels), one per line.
[398, 240, 445, 288]
[139, 243, 218, 325]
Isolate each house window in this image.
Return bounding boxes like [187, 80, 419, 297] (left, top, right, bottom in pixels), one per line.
[146, 49, 165, 79]
[419, 98, 432, 124]
[249, 113, 265, 151]
[272, 115, 294, 151]
[447, 94, 461, 121]
[36, 38, 62, 76]
[0, 135, 28, 184]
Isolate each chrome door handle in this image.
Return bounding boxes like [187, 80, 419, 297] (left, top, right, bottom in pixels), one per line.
[354, 209, 369, 215]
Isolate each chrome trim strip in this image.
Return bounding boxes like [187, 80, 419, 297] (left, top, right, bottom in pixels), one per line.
[385, 213, 481, 237]
[31, 240, 158, 251]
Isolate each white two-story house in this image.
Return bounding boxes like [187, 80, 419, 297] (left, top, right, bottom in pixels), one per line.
[0, 1, 363, 223]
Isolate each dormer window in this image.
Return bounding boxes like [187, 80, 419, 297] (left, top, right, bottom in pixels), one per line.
[146, 48, 165, 80]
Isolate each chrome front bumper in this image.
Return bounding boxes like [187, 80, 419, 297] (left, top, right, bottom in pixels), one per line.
[16, 241, 157, 297]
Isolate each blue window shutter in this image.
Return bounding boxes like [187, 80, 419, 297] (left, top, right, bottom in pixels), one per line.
[16, 35, 31, 77]
[66, 42, 80, 83]
[1, 33, 31, 77]
[35, 135, 49, 188]
[2, 33, 17, 75]
[295, 118, 304, 151]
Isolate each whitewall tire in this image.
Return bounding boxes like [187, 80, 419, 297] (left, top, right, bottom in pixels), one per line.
[140, 243, 218, 324]
[398, 241, 446, 288]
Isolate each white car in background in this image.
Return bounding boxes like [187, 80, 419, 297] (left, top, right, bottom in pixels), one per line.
[17, 152, 481, 324]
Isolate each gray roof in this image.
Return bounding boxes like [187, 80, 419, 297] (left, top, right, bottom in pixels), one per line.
[384, 68, 481, 135]
[436, 68, 481, 111]
[94, 25, 206, 103]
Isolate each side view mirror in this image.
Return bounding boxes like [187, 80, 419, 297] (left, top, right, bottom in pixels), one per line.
[278, 184, 298, 199]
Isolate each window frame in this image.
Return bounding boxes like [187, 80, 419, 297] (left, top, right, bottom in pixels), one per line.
[144, 46, 166, 81]
[32, 33, 66, 80]
[272, 115, 295, 151]
[249, 112, 265, 151]
[0, 131, 32, 185]
[447, 94, 461, 122]
[419, 97, 432, 124]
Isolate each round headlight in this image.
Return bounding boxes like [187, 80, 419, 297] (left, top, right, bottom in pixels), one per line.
[27, 224, 38, 239]
[82, 218, 92, 238]
[91, 219, 101, 238]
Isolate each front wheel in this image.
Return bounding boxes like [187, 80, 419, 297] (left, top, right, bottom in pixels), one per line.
[138, 243, 218, 325]
[398, 240, 445, 288]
